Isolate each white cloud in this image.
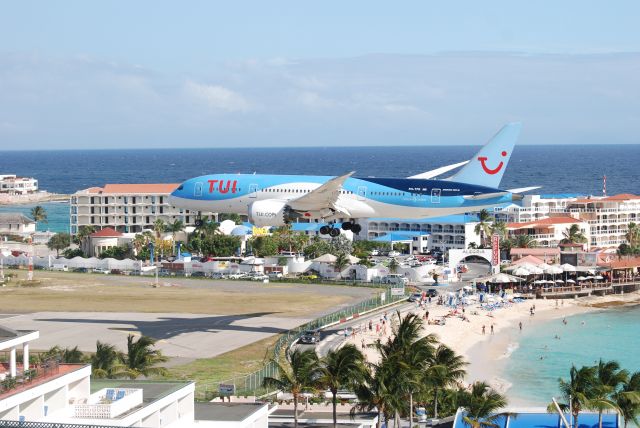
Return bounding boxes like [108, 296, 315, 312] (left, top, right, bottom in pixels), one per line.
[184, 80, 251, 113]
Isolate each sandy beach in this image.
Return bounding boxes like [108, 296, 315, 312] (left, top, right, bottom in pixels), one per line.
[0, 191, 69, 205]
[346, 290, 640, 403]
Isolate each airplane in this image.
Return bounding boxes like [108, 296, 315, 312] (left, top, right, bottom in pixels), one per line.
[169, 123, 536, 236]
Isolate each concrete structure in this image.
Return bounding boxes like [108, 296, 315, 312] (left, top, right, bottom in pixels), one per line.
[362, 215, 481, 253]
[497, 193, 640, 249]
[0, 213, 36, 236]
[0, 327, 271, 427]
[0, 175, 38, 195]
[70, 183, 213, 235]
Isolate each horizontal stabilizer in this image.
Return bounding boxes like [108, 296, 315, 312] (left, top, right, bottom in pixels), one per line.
[507, 186, 541, 194]
[408, 160, 469, 179]
[463, 192, 509, 201]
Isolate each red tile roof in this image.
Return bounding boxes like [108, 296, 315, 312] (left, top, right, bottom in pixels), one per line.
[506, 217, 582, 229]
[90, 227, 123, 238]
[599, 256, 640, 269]
[601, 193, 640, 202]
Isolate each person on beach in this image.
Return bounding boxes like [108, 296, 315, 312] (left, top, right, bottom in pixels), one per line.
[562, 317, 567, 325]
[519, 321, 522, 331]
[490, 325, 494, 334]
[369, 320, 373, 331]
[482, 325, 486, 335]
[425, 310, 430, 320]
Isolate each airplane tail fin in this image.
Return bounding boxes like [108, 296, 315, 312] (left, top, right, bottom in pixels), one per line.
[447, 122, 522, 188]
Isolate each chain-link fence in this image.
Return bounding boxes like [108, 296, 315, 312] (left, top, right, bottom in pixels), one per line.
[196, 286, 406, 400]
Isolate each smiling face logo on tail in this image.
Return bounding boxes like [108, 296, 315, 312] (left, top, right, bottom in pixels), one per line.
[478, 151, 508, 175]
[447, 123, 521, 188]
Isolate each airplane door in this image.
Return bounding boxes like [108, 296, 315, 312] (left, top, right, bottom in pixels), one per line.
[194, 182, 203, 197]
[249, 183, 258, 198]
[431, 188, 441, 204]
[357, 186, 367, 201]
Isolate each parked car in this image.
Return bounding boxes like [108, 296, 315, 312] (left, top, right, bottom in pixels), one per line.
[408, 292, 423, 302]
[299, 274, 318, 280]
[298, 330, 321, 345]
[52, 264, 68, 272]
[388, 250, 401, 257]
[382, 274, 409, 285]
[211, 272, 227, 279]
[72, 267, 88, 273]
[250, 273, 269, 281]
[268, 272, 283, 279]
[190, 271, 207, 278]
[227, 273, 246, 279]
[370, 249, 380, 256]
[93, 268, 110, 274]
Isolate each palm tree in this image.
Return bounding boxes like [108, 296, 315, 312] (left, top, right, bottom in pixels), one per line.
[262, 349, 319, 428]
[333, 253, 351, 279]
[91, 341, 123, 379]
[30, 205, 48, 229]
[474, 209, 493, 247]
[458, 381, 509, 428]
[614, 371, 640, 428]
[373, 312, 438, 425]
[426, 344, 467, 419]
[73, 225, 96, 246]
[62, 346, 84, 363]
[551, 364, 597, 428]
[590, 359, 628, 428]
[562, 224, 588, 246]
[490, 220, 507, 238]
[168, 219, 185, 252]
[388, 258, 399, 274]
[513, 234, 538, 248]
[317, 344, 366, 428]
[351, 360, 395, 428]
[625, 222, 640, 252]
[119, 335, 168, 379]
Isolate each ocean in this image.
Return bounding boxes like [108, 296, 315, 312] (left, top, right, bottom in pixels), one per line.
[503, 305, 640, 406]
[0, 144, 639, 232]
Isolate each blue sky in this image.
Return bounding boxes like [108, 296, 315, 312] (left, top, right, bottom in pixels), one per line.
[1, 1, 639, 149]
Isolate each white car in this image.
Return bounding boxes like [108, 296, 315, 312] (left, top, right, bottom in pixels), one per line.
[93, 268, 110, 274]
[227, 273, 246, 279]
[268, 272, 283, 279]
[388, 251, 400, 257]
[250, 274, 269, 281]
[370, 249, 380, 256]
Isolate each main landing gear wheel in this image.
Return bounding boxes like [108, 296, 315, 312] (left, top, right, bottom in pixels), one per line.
[341, 221, 352, 231]
[195, 219, 204, 227]
[329, 228, 341, 237]
[351, 224, 362, 234]
[319, 225, 331, 235]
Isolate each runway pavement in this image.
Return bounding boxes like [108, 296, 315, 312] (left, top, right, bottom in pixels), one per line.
[0, 311, 311, 359]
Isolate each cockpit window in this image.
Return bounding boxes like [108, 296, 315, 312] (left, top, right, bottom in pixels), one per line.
[178, 185, 184, 190]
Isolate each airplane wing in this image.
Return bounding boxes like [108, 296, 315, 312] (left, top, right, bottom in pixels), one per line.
[507, 186, 541, 193]
[408, 161, 469, 179]
[287, 171, 355, 212]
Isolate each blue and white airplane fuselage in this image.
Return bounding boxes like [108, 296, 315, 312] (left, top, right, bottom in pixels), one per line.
[169, 123, 530, 235]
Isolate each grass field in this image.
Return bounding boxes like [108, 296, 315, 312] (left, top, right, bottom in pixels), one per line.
[0, 270, 375, 317]
[166, 334, 281, 398]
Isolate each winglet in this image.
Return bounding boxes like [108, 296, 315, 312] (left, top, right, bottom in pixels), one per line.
[447, 122, 522, 188]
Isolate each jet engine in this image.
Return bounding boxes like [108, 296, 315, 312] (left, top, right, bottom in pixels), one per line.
[248, 200, 299, 227]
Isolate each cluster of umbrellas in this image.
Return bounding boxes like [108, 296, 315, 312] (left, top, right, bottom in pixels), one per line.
[503, 262, 604, 285]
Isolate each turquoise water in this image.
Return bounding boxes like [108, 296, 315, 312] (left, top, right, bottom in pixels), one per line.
[503, 305, 640, 405]
[0, 202, 69, 233]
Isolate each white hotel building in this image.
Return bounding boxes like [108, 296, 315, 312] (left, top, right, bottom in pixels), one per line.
[0, 326, 270, 427]
[70, 184, 209, 235]
[0, 175, 38, 195]
[496, 193, 640, 249]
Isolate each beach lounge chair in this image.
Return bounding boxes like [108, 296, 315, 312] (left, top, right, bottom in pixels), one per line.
[116, 390, 125, 400]
[105, 389, 115, 401]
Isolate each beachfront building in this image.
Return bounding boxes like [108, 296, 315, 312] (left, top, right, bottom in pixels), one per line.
[0, 213, 36, 236]
[70, 184, 213, 236]
[505, 216, 590, 249]
[0, 326, 271, 427]
[362, 215, 481, 254]
[0, 175, 38, 195]
[497, 193, 640, 250]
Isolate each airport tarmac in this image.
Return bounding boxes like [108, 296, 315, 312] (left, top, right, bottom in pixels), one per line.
[0, 311, 310, 359]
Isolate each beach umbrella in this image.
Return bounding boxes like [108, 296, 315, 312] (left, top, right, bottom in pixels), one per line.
[555, 279, 564, 283]
[512, 266, 531, 277]
[566, 279, 576, 284]
[560, 263, 576, 272]
[538, 262, 552, 270]
[595, 275, 604, 280]
[577, 276, 587, 281]
[533, 279, 547, 284]
[545, 266, 563, 275]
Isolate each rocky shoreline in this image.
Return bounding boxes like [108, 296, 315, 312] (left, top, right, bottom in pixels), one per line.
[0, 191, 69, 205]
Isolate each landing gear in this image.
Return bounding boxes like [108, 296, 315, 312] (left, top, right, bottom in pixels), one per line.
[329, 228, 341, 237]
[341, 221, 361, 235]
[319, 224, 341, 237]
[319, 225, 331, 235]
